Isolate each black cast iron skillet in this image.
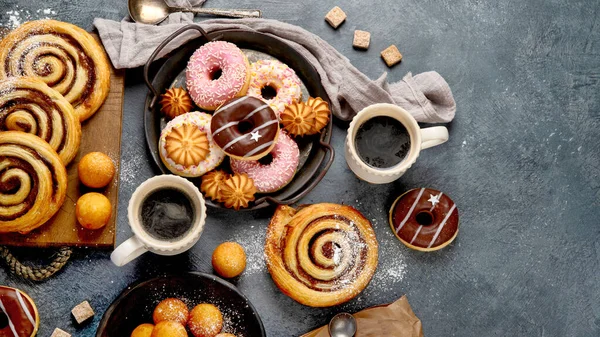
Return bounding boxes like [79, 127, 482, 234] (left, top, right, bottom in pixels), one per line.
[143, 25, 334, 211]
[95, 272, 266, 337]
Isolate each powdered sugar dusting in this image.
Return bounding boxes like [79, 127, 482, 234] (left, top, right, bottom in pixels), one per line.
[228, 225, 267, 276]
[2, 6, 57, 29]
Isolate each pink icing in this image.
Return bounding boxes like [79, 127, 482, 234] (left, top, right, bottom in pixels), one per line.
[230, 131, 300, 193]
[186, 41, 249, 109]
[247, 59, 302, 117]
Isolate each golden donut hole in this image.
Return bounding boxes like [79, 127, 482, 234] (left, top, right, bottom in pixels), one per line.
[415, 210, 434, 226]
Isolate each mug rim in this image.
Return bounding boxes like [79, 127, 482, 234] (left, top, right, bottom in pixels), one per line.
[127, 174, 206, 252]
[346, 103, 422, 177]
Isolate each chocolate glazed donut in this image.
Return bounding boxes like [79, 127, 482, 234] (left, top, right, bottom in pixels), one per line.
[389, 188, 459, 252]
[211, 96, 279, 161]
[265, 203, 379, 307]
[0, 20, 111, 121]
[0, 286, 40, 337]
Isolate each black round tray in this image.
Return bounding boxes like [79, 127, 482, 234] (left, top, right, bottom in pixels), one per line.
[143, 25, 334, 211]
[95, 272, 266, 337]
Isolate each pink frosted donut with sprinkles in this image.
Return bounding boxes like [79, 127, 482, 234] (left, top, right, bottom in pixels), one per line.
[159, 111, 225, 177]
[185, 41, 250, 110]
[230, 131, 300, 193]
[247, 59, 302, 117]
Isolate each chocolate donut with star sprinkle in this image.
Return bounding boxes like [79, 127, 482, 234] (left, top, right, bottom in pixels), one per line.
[210, 96, 279, 161]
[389, 188, 459, 252]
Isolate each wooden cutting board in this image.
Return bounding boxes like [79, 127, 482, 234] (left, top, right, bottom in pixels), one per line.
[0, 33, 124, 248]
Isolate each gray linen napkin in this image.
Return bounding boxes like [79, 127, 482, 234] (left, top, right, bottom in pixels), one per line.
[93, 1, 456, 123]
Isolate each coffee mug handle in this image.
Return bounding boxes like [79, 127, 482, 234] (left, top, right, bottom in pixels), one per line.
[420, 126, 449, 150]
[110, 236, 148, 267]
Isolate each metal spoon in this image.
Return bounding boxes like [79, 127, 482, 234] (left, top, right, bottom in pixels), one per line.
[328, 313, 357, 337]
[128, 0, 262, 25]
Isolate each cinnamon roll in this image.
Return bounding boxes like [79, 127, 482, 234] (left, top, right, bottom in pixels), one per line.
[0, 20, 111, 121]
[0, 77, 81, 164]
[265, 203, 379, 307]
[0, 131, 67, 234]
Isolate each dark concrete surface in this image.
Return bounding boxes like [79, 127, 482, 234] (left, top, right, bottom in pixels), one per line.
[1, 0, 599, 336]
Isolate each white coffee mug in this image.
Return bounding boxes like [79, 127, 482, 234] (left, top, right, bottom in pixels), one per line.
[345, 104, 449, 184]
[111, 175, 206, 266]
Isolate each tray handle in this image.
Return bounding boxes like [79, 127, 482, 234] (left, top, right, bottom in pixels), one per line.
[144, 25, 213, 109]
[254, 141, 335, 206]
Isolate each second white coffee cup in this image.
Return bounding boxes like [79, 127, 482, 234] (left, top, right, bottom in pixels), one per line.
[345, 104, 449, 184]
[111, 175, 206, 267]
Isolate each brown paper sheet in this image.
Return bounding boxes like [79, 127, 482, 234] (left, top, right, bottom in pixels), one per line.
[301, 296, 423, 337]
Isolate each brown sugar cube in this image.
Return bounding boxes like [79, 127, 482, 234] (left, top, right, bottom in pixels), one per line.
[325, 6, 347, 29]
[71, 300, 95, 324]
[50, 328, 71, 337]
[353, 30, 371, 49]
[381, 45, 403, 67]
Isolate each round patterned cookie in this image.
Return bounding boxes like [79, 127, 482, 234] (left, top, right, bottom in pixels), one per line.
[389, 188, 459, 251]
[159, 112, 225, 177]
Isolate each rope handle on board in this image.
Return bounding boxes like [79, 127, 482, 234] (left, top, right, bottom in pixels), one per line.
[0, 246, 72, 281]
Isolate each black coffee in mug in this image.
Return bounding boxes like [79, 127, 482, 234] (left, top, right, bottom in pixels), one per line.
[140, 188, 195, 241]
[354, 116, 411, 168]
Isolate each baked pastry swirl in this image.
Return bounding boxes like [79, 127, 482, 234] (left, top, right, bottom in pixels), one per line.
[265, 203, 379, 307]
[0, 77, 81, 164]
[0, 20, 111, 121]
[0, 131, 67, 233]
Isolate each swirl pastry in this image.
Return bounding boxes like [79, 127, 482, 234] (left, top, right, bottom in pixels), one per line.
[0, 131, 67, 234]
[0, 77, 81, 164]
[0, 20, 111, 121]
[265, 203, 379, 307]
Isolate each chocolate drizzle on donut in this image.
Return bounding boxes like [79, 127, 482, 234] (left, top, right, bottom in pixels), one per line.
[389, 188, 459, 250]
[0, 286, 38, 337]
[211, 96, 279, 158]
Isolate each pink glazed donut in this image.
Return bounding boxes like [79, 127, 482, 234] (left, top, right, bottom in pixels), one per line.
[230, 131, 300, 193]
[247, 59, 302, 117]
[186, 41, 251, 110]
